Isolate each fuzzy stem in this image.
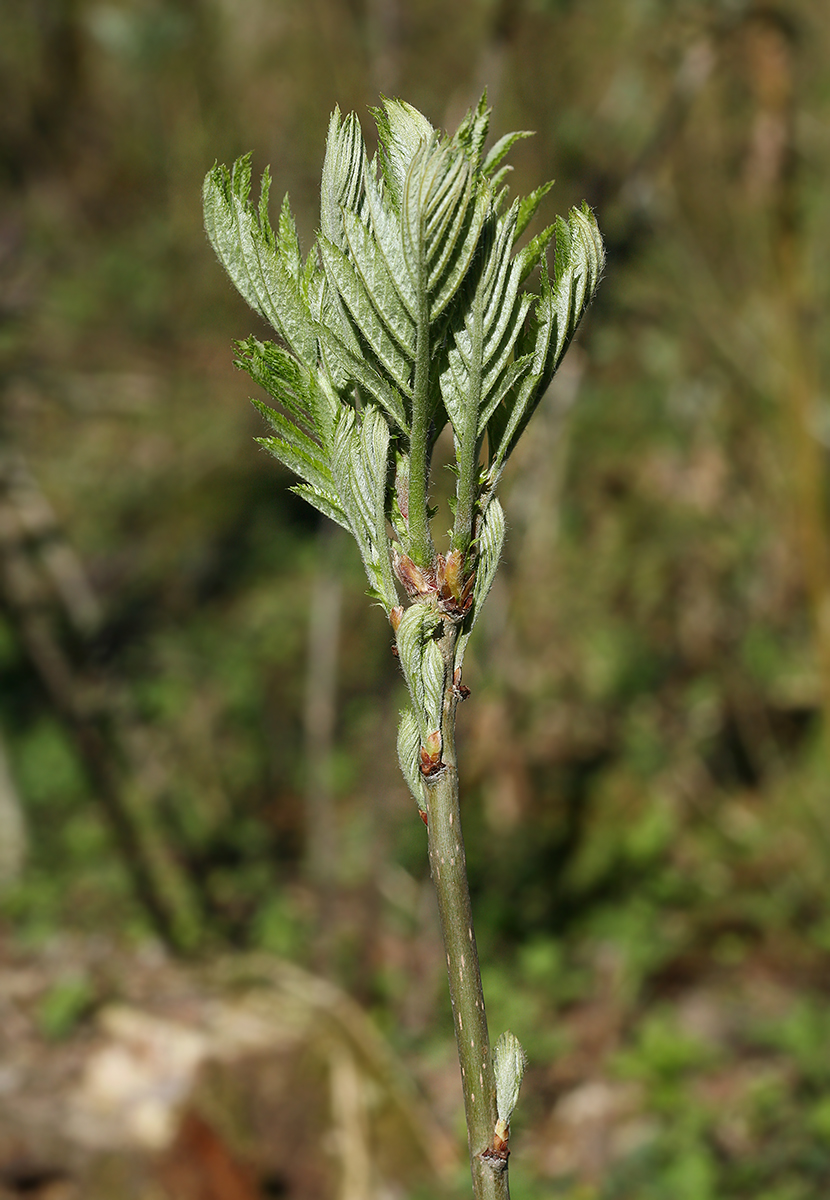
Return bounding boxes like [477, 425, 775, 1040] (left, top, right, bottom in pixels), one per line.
[425, 624, 510, 1199]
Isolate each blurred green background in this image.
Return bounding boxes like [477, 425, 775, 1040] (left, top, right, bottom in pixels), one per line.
[2, 0, 830, 1196]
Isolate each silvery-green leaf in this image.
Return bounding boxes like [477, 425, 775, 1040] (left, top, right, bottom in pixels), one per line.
[487, 204, 604, 478]
[515, 179, 555, 239]
[306, 264, 326, 322]
[321, 107, 365, 251]
[254, 426, 333, 495]
[249, 395, 324, 464]
[477, 355, 534, 436]
[328, 405, 359, 508]
[317, 282, 363, 381]
[373, 98, 435, 211]
[480, 298, 533, 395]
[236, 337, 316, 435]
[319, 235, 413, 396]
[331, 413, 373, 560]
[256, 165, 276, 250]
[203, 158, 260, 312]
[425, 155, 472, 270]
[317, 325, 408, 432]
[539, 205, 605, 384]
[290, 483, 351, 531]
[203, 159, 317, 367]
[396, 602, 442, 734]
[439, 201, 530, 472]
[352, 407, 399, 610]
[516, 221, 556, 284]
[430, 185, 490, 321]
[362, 163, 417, 318]
[310, 370, 345, 450]
[400, 139, 455, 286]
[318, 404, 398, 612]
[342, 208, 416, 357]
[455, 498, 505, 672]
[493, 1031, 528, 1126]
[397, 708, 426, 809]
[397, 138, 491, 324]
[422, 640, 447, 731]
[278, 193, 302, 281]
[453, 93, 491, 167]
[438, 353, 466, 432]
[479, 207, 522, 347]
[481, 129, 533, 178]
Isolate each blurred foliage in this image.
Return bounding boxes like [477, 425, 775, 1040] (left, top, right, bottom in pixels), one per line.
[36, 970, 97, 1040]
[2, 0, 830, 1195]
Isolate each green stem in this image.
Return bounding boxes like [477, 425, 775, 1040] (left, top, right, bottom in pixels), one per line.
[425, 624, 510, 1199]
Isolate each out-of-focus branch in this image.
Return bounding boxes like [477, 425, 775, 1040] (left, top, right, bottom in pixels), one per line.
[0, 727, 26, 888]
[0, 447, 196, 950]
[752, 10, 830, 737]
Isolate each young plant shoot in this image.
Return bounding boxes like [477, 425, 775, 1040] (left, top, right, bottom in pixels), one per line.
[203, 95, 603, 1200]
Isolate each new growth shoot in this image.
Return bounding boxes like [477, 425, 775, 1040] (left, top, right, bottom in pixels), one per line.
[204, 93, 603, 1200]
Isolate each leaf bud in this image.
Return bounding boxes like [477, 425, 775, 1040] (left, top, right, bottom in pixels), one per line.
[419, 729, 445, 777]
[393, 548, 434, 598]
[493, 1030, 527, 1133]
[452, 667, 471, 700]
[443, 548, 466, 600]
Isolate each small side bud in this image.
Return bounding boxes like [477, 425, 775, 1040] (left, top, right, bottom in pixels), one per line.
[393, 548, 434, 599]
[443, 548, 466, 599]
[389, 605, 404, 632]
[436, 549, 476, 619]
[452, 667, 471, 700]
[492, 1031, 527, 1151]
[458, 565, 476, 608]
[419, 729, 445, 777]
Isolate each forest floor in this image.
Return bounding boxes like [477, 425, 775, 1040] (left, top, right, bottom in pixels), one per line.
[0, 928, 827, 1200]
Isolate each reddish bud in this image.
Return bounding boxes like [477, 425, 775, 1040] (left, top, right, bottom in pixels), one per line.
[423, 729, 441, 761]
[444, 548, 466, 600]
[480, 1142, 510, 1171]
[459, 565, 476, 605]
[419, 730, 445, 777]
[393, 549, 434, 598]
[435, 550, 476, 619]
[389, 605, 404, 632]
[452, 667, 471, 700]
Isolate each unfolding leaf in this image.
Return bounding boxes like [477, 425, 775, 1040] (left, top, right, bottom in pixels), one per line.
[454, 498, 505, 673]
[481, 130, 533, 178]
[395, 602, 443, 735]
[493, 1031, 528, 1126]
[397, 708, 426, 808]
[373, 98, 435, 211]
